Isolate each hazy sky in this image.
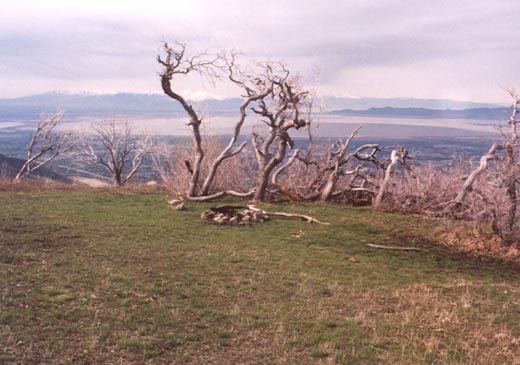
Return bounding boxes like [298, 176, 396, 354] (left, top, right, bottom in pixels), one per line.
[1, 0, 519, 103]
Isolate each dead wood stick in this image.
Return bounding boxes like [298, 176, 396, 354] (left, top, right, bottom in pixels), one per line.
[373, 149, 399, 208]
[247, 205, 330, 225]
[267, 212, 330, 225]
[366, 243, 423, 251]
[186, 189, 255, 202]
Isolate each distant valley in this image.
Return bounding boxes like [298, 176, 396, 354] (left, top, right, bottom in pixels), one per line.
[0, 92, 506, 184]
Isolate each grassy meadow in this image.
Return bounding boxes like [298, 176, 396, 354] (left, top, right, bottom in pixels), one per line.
[1, 186, 520, 364]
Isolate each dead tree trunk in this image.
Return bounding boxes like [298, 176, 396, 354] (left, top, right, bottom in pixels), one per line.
[254, 138, 290, 201]
[505, 144, 517, 233]
[503, 92, 519, 240]
[241, 63, 311, 201]
[374, 149, 399, 208]
[158, 50, 206, 197]
[455, 143, 501, 204]
[81, 120, 152, 186]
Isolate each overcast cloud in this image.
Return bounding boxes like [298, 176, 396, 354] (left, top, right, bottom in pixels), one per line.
[0, 0, 519, 103]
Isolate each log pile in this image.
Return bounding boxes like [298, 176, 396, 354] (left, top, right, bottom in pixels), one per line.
[200, 205, 270, 226]
[199, 204, 330, 225]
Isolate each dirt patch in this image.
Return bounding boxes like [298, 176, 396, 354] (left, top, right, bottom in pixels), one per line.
[70, 176, 110, 188]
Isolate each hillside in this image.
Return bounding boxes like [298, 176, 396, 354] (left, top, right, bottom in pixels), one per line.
[1, 187, 519, 364]
[0, 154, 71, 183]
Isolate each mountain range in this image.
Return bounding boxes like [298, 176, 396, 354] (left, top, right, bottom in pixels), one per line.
[0, 92, 505, 121]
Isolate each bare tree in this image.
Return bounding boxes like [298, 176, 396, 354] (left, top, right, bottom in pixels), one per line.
[266, 126, 416, 206]
[452, 91, 520, 243]
[157, 42, 223, 197]
[82, 120, 153, 186]
[201, 52, 273, 197]
[15, 113, 74, 181]
[315, 130, 382, 202]
[157, 42, 313, 201]
[233, 63, 312, 201]
[364, 91, 520, 245]
[273, 127, 390, 203]
[158, 42, 259, 200]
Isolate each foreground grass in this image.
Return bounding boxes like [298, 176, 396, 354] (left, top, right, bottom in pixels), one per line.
[1, 187, 520, 364]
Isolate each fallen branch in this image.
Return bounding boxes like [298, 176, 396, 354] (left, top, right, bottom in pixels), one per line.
[186, 189, 255, 202]
[268, 211, 330, 225]
[366, 243, 423, 251]
[247, 205, 330, 225]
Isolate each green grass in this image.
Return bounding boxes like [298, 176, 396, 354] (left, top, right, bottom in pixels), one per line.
[1, 187, 520, 364]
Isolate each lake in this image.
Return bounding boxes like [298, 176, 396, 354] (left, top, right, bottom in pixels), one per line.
[44, 114, 498, 139]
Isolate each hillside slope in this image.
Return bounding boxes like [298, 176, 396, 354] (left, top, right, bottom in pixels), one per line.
[0, 154, 71, 183]
[1, 188, 519, 364]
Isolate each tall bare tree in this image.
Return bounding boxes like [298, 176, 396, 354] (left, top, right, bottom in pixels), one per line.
[224, 61, 313, 201]
[158, 42, 314, 201]
[158, 42, 259, 200]
[15, 113, 74, 181]
[157, 42, 225, 198]
[82, 120, 152, 186]
[200, 52, 273, 198]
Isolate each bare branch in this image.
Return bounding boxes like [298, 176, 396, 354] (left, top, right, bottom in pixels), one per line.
[200, 58, 273, 195]
[247, 205, 329, 225]
[271, 149, 300, 185]
[186, 189, 255, 202]
[15, 113, 74, 181]
[239, 63, 314, 201]
[158, 42, 226, 196]
[454, 143, 502, 204]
